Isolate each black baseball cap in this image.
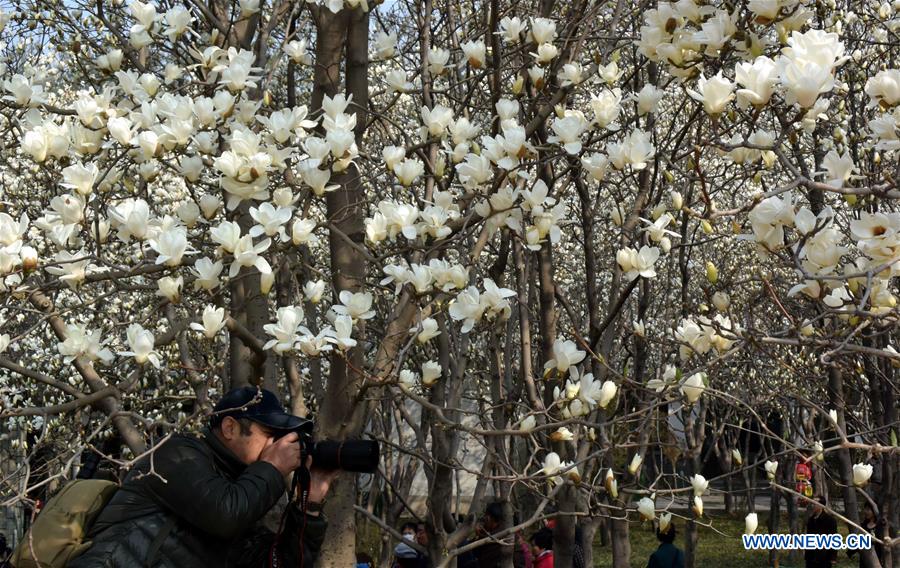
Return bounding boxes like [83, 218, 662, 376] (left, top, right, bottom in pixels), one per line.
[211, 386, 312, 433]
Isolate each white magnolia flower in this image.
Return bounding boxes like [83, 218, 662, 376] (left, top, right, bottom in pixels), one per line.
[687, 72, 735, 115]
[0, 212, 28, 246]
[421, 104, 453, 137]
[190, 305, 226, 339]
[162, 6, 193, 39]
[229, 235, 272, 278]
[582, 153, 609, 181]
[156, 275, 183, 304]
[58, 324, 114, 365]
[548, 113, 589, 154]
[295, 326, 333, 357]
[61, 162, 99, 195]
[852, 463, 873, 487]
[712, 292, 730, 312]
[628, 454, 643, 475]
[550, 427, 574, 442]
[107, 116, 134, 145]
[616, 246, 661, 281]
[641, 215, 679, 244]
[283, 40, 312, 65]
[0, 333, 9, 354]
[461, 40, 486, 68]
[518, 415, 536, 432]
[333, 290, 375, 321]
[819, 150, 856, 188]
[3, 74, 47, 106]
[425, 46, 450, 76]
[176, 201, 202, 228]
[764, 460, 778, 480]
[597, 381, 617, 409]
[693, 496, 704, 517]
[119, 323, 161, 368]
[398, 369, 418, 392]
[635, 84, 664, 115]
[532, 43, 559, 64]
[448, 287, 485, 333]
[303, 280, 327, 304]
[692, 474, 709, 497]
[95, 49, 124, 72]
[215, 47, 261, 92]
[735, 56, 778, 107]
[410, 317, 441, 343]
[590, 88, 622, 128]
[544, 338, 586, 375]
[291, 218, 318, 247]
[607, 128, 655, 170]
[382, 146, 406, 171]
[732, 448, 743, 466]
[605, 469, 618, 499]
[779, 30, 845, 107]
[45, 250, 92, 289]
[393, 158, 425, 187]
[263, 306, 305, 354]
[598, 61, 622, 85]
[812, 441, 824, 462]
[373, 30, 397, 59]
[680, 372, 706, 404]
[385, 69, 414, 93]
[633, 320, 646, 337]
[249, 202, 293, 242]
[421, 360, 442, 387]
[745, 513, 758, 535]
[865, 69, 900, 108]
[109, 198, 152, 242]
[637, 497, 655, 521]
[659, 512, 673, 534]
[325, 315, 357, 351]
[150, 227, 194, 267]
[198, 194, 222, 220]
[190, 257, 223, 292]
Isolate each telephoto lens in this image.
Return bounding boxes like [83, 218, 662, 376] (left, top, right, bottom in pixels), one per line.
[308, 440, 380, 473]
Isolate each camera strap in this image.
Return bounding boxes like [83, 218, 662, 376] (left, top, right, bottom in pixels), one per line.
[268, 467, 312, 568]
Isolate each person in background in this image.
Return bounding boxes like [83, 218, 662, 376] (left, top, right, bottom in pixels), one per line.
[394, 522, 428, 568]
[415, 523, 434, 568]
[473, 501, 530, 568]
[647, 521, 685, 568]
[530, 528, 554, 568]
[542, 515, 584, 568]
[805, 495, 838, 568]
[848, 501, 891, 568]
[356, 551, 374, 568]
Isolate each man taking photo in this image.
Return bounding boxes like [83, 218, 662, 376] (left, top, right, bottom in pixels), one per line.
[69, 386, 338, 568]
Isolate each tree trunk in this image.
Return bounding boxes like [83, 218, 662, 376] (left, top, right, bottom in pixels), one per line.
[311, 6, 370, 565]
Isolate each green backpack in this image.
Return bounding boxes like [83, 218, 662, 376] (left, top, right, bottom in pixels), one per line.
[10, 479, 117, 568]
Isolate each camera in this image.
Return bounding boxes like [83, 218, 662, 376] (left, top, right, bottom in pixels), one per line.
[283, 422, 380, 474]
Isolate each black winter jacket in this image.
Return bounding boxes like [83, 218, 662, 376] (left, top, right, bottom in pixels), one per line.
[68, 428, 327, 568]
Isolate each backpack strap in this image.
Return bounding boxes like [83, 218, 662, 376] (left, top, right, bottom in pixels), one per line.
[144, 516, 177, 567]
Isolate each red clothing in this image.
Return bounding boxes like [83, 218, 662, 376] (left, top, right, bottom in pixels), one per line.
[534, 550, 554, 568]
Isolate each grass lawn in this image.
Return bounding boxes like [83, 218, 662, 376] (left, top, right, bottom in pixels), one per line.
[592, 514, 858, 567]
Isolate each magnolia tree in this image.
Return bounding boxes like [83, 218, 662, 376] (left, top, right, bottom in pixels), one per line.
[0, 0, 898, 565]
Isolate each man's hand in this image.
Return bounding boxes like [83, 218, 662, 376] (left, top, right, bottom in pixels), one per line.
[305, 456, 339, 509]
[259, 433, 302, 476]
